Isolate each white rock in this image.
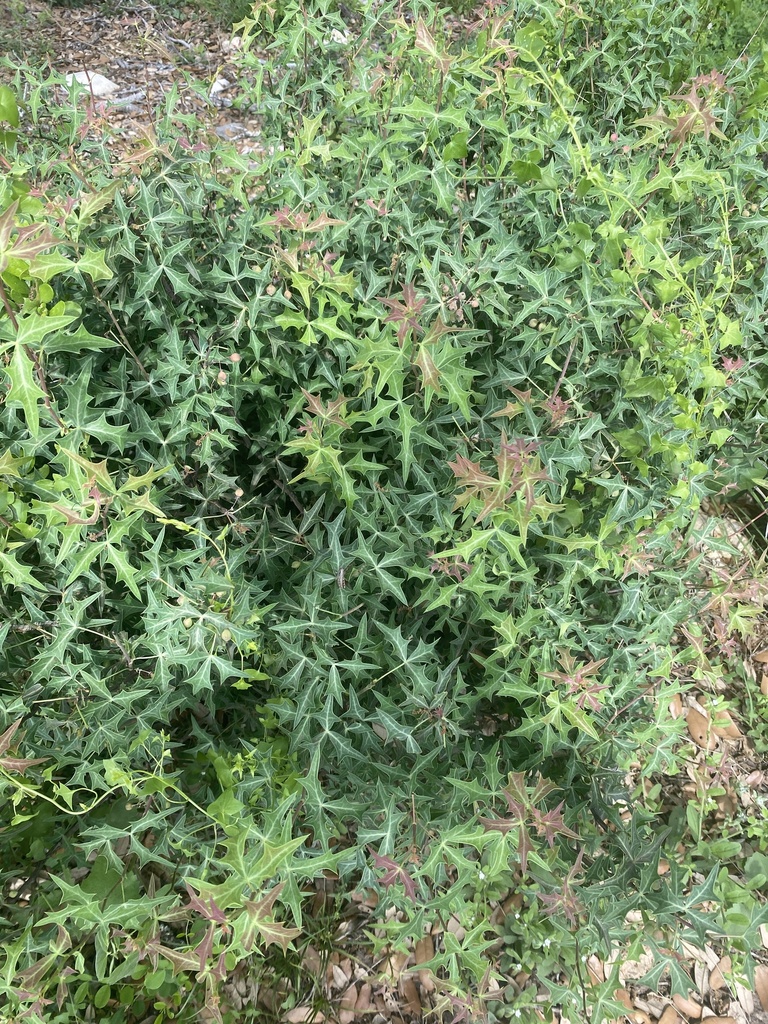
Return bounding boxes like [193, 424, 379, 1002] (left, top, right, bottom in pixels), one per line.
[210, 77, 230, 97]
[330, 29, 349, 45]
[214, 122, 246, 139]
[64, 71, 120, 98]
[222, 35, 242, 53]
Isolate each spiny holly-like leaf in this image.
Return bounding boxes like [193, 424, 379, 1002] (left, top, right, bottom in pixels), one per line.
[12, 312, 79, 349]
[1, 753, 49, 774]
[0, 202, 59, 272]
[243, 911, 302, 953]
[414, 342, 441, 403]
[76, 247, 113, 282]
[105, 543, 141, 599]
[0, 719, 22, 757]
[6, 344, 45, 436]
[301, 389, 350, 428]
[184, 884, 228, 925]
[0, 550, 45, 591]
[414, 19, 453, 73]
[369, 847, 419, 903]
[378, 283, 427, 345]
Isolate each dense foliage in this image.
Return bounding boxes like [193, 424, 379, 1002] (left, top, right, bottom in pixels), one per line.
[1, 0, 767, 1020]
[697, 0, 768, 63]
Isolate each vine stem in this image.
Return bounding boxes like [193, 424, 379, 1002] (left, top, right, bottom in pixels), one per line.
[87, 278, 150, 381]
[574, 933, 590, 1023]
[27, 343, 66, 429]
[550, 335, 578, 402]
[0, 276, 18, 330]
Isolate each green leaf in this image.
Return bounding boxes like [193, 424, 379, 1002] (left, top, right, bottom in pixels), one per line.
[76, 248, 113, 283]
[64, 541, 106, 584]
[0, 549, 45, 590]
[624, 376, 666, 400]
[0, 85, 19, 128]
[43, 324, 118, 354]
[443, 131, 469, 161]
[514, 23, 545, 60]
[6, 344, 45, 435]
[105, 542, 141, 598]
[28, 251, 75, 282]
[11, 312, 79, 349]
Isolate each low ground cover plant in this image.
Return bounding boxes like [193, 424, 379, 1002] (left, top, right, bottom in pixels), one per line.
[0, 0, 767, 1020]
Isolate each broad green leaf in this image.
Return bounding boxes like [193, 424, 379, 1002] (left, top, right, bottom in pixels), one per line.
[442, 131, 468, 162]
[624, 376, 666, 400]
[0, 86, 19, 128]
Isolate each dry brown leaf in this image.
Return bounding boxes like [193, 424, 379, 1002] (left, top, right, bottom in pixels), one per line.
[744, 770, 765, 789]
[626, 1012, 651, 1024]
[616, 988, 633, 1010]
[503, 893, 524, 915]
[586, 955, 605, 985]
[284, 1008, 325, 1023]
[694, 960, 708, 996]
[716, 791, 738, 817]
[699, 1018, 737, 1024]
[339, 983, 357, 1024]
[446, 914, 466, 941]
[755, 964, 768, 1012]
[414, 933, 435, 993]
[355, 983, 372, 1014]
[658, 1005, 684, 1024]
[686, 706, 716, 750]
[672, 993, 702, 1019]
[330, 963, 348, 990]
[761, 675, 768, 696]
[733, 979, 754, 1015]
[400, 977, 422, 1018]
[302, 945, 322, 976]
[414, 935, 433, 965]
[710, 956, 731, 990]
[710, 709, 742, 739]
[383, 950, 408, 981]
[753, 650, 768, 663]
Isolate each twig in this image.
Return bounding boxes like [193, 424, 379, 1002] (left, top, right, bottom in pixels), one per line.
[0, 277, 19, 330]
[550, 335, 578, 402]
[26, 343, 66, 429]
[87, 280, 150, 381]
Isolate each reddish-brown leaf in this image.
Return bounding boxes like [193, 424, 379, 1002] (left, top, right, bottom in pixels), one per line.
[369, 847, 419, 902]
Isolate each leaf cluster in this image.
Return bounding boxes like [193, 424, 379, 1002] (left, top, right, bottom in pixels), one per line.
[0, 0, 767, 1019]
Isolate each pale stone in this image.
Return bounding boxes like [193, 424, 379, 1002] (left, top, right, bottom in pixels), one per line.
[64, 71, 120, 98]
